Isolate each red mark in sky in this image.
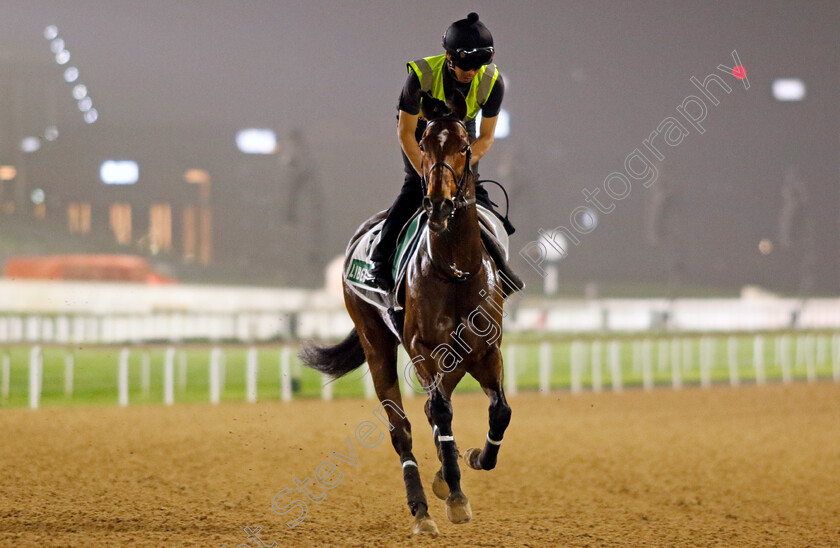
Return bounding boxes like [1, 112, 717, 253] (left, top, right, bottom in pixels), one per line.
[732, 65, 747, 80]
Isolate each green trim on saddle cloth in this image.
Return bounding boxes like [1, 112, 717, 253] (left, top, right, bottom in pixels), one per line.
[392, 213, 423, 279]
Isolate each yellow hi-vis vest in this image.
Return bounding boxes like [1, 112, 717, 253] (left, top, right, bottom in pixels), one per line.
[407, 54, 499, 121]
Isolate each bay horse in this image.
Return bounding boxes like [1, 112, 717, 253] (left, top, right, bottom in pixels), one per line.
[301, 92, 512, 536]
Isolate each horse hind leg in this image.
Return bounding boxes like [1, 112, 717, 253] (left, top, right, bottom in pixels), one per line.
[365, 338, 438, 535]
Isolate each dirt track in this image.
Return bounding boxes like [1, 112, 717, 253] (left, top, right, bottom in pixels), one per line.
[1, 383, 839, 547]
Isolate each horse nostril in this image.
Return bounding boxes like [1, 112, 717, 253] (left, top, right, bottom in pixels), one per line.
[441, 199, 455, 217]
[423, 197, 433, 212]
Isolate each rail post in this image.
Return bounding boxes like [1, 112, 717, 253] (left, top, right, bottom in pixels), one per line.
[642, 339, 653, 391]
[29, 346, 42, 409]
[670, 338, 682, 389]
[321, 374, 333, 401]
[118, 348, 129, 407]
[164, 347, 175, 405]
[209, 347, 221, 404]
[64, 352, 74, 398]
[780, 335, 792, 384]
[246, 347, 258, 402]
[570, 341, 583, 394]
[609, 340, 622, 393]
[280, 347, 293, 402]
[141, 352, 151, 398]
[591, 341, 603, 392]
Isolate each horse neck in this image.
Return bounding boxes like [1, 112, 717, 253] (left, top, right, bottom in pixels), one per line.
[428, 181, 483, 275]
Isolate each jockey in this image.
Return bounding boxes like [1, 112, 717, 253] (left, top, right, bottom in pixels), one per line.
[366, 12, 524, 294]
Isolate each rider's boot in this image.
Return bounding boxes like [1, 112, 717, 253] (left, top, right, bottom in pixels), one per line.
[364, 233, 396, 292]
[365, 258, 395, 292]
[480, 230, 525, 298]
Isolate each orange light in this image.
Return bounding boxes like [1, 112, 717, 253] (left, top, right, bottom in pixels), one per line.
[0, 165, 17, 181]
[184, 169, 210, 185]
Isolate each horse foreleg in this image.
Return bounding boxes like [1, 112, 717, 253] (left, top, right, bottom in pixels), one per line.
[464, 388, 511, 470]
[423, 369, 465, 502]
[465, 349, 512, 471]
[428, 388, 472, 524]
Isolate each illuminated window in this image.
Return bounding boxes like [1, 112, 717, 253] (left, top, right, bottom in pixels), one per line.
[68, 202, 91, 233]
[109, 203, 132, 245]
[199, 208, 212, 264]
[68, 204, 79, 231]
[149, 204, 172, 253]
[0, 165, 16, 181]
[182, 206, 197, 261]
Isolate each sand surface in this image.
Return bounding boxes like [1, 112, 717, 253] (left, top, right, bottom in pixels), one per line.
[1, 383, 839, 547]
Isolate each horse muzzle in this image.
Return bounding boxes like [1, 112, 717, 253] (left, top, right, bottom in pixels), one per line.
[423, 196, 455, 232]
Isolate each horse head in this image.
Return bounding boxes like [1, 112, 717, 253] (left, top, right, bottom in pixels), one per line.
[419, 92, 472, 233]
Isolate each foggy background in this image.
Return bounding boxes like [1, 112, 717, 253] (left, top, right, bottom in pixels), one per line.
[1, 0, 837, 295]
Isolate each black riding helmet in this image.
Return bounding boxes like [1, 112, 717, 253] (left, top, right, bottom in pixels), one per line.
[442, 12, 495, 71]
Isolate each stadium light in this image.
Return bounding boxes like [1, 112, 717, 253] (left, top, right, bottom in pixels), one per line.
[20, 137, 41, 153]
[578, 207, 599, 231]
[30, 188, 45, 205]
[43, 25, 58, 40]
[50, 38, 65, 54]
[100, 160, 139, 185]
[772, 78, 806, 102]
[84, 108, 98, 124]
[63, 66, 79, 83]
[72, 84, 88, 100]
[236, 128, 277, 154]
[55, 50, 70, 65]
[44, 126, 59, 142]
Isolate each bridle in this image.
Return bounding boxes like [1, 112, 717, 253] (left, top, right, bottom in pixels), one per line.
[419, 118, 480, 282]
[420, 119, 476, 215]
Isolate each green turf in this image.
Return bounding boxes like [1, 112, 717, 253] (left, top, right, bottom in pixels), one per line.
[1, 332, 837, 409]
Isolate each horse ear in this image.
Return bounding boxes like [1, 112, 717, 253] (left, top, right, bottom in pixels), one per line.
[446, 90, 468, 121]
[420, 91, 450, 120]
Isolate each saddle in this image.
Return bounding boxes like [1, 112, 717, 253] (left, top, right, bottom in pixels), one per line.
[344, 204, 509, 331]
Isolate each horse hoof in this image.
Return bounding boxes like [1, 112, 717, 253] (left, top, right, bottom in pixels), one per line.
[432, 469, 450, 500]
[463, 447, 483, 470]
[445, 492, 472, 524]
[413, 515, 440, 536]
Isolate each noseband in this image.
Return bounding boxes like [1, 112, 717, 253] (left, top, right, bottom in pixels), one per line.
[420, 120, 476, 213]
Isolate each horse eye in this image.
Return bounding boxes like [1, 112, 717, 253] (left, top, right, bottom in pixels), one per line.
[419, 144, 425, 152]
[460, 145, 469, 153]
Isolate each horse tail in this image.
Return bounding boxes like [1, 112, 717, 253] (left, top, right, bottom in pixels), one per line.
[299, 328, 367, 379]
